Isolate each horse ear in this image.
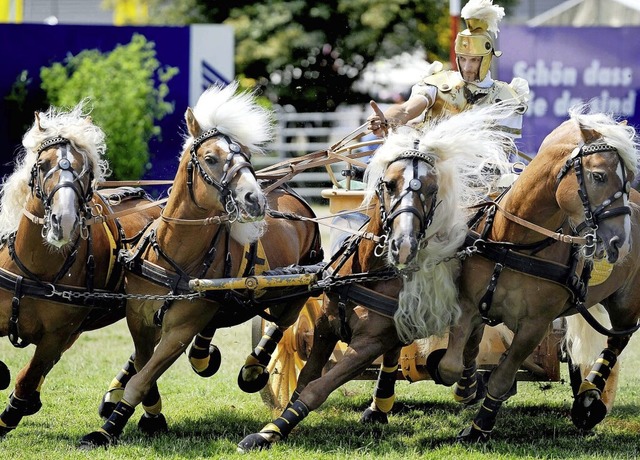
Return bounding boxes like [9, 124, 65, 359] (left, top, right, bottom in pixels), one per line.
[580, 127, 601, 144]
[35, 111, 45, 131]
[185, 107, 201, 137]
[619, 120, 628, 126]
[84, 116, 92, 124]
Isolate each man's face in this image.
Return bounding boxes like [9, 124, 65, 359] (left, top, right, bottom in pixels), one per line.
[458, 55, 482, 82]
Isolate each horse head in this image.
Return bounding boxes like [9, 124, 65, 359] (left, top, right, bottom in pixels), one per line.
[19, 106, 107, 249]
[181, 83, 271, 230]
[555, 110, 639, 263]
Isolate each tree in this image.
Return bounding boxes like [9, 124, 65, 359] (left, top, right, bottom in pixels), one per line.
[142, 0, 518, 111]
[40, 34, 177, 180]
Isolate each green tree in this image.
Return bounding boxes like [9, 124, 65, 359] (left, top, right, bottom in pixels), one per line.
[139, 0, 517, 111]
[40, 34, 177, 179]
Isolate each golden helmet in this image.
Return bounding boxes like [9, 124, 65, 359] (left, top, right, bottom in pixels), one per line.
[454, 0, 505, 82]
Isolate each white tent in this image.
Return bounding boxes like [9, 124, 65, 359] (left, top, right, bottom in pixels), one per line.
[527, 0, 640, 26]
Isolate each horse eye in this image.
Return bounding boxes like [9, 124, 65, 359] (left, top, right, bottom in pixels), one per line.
[384, 180, 396, 192]
[204, 154, 218, 165]
[592, 172, 606, 183]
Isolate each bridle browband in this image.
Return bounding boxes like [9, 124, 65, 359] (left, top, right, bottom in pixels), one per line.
[375, 148, 439, 255]
[555, 140, 632, 257]
[186, 127, 256, 220]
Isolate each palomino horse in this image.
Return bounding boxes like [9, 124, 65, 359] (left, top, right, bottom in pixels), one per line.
[0, 103, 161, 437]
[238, 103, 518, 451]
[426, 106, 640, 442]
[79, 82, 322, 448]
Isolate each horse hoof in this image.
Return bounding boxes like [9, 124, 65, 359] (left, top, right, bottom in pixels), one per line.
[0, 361, 9, 390]
[78, 431, 116, 449]
[138, 413, 168, 436]
[98, 388, 124, 419]
[237, 433, 273, 452]
[191, 345, 222, 378]
[425, 348, 447, 385]
[237, 366, 269, 393]
[360, 407, 389, 424]
[456, 425, 490, 443]
[571, 397, 607, 431]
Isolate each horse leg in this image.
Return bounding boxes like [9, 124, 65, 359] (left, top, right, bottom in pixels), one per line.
[99, 352, 137, 419]
[571, 334, 630, 431]
[0, 361, 9, 391]
[458, 321, 550, 443]
[451, 324, 488, 405]
[237, 322, 284, 393]
[238, 331, 391, 452]
[188, 323, 222, 378]
[360, 345, 402, 424]
[0, 334, 66, 437]
[79, 316, 192, 448]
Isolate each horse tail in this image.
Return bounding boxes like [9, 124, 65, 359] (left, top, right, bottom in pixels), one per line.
[564, 304, 609, 368]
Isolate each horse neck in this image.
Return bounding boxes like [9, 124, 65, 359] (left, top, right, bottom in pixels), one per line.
[350, 200, 387, 273]
[151, 166, 226, 271]
[490, 155, 566, 244]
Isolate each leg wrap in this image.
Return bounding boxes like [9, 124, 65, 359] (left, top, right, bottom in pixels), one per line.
[189, 334, 213, 372]
[0, 393, 30, 430]
[286, 389, 301, 409]
[372, 365, 397, 413]
[251, 325, 284, 366]
[109, 354, 136, 391]
[453, 364, 480, 404]
[101, 399, 135, 438]
[261, 400, 309, 439]
[472, 392, 505, 435]
[142, 384, 162, 416]
[579, 348, 617, 396]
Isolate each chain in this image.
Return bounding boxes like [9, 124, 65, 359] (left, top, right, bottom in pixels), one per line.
[45, 284, 204, 302]
[438, 245, 480, 264]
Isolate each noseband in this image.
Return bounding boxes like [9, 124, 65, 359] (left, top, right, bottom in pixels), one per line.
[186, 127, 256, 220]
[556, 141, 631, 256]
[376, 149, 439, 254]
[29, 136, 94, 235]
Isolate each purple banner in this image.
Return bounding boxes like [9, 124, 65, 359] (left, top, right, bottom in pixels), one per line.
[498, 26, 639, 156]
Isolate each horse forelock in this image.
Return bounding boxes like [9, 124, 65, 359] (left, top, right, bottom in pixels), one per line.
[0, 102, 108, 239]
[189, 82, 274, 155]
[569, 105, 640, 176]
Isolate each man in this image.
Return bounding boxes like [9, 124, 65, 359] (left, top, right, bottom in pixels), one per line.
[368, 0, 529, 141]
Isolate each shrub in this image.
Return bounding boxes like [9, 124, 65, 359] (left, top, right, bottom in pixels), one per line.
[40, 33, 178, 179]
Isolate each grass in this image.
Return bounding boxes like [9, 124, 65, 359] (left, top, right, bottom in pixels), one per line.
[2, 203, 640, 459]
[2, 320, 640, 459]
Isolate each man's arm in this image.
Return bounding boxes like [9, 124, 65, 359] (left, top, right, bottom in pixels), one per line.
[367, 96, 431, 137]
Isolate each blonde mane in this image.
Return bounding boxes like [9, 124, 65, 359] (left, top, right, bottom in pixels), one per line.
[0, 101, 108, 239]
[569, 105, 640, 175]
[183, 81, 274, 157]
[365, 103, 517, 342]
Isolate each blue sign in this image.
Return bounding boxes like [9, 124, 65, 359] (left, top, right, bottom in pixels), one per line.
[499, 26, 640, 156]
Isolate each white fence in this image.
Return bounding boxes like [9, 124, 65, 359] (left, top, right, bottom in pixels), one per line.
[256, 105, 377, 200]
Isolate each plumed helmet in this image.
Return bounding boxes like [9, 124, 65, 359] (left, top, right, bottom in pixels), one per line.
[455, 0, 505, 81]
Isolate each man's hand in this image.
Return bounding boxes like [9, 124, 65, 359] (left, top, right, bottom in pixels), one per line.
[367, 100, 388, 138]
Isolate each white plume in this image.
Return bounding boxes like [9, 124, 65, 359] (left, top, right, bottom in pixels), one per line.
[461, 0, 505, 36]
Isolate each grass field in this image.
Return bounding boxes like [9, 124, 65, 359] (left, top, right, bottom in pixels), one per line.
[2, 204, 640, 459]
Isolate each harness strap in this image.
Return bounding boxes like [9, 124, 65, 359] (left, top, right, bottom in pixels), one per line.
[9, 275, 28, 348]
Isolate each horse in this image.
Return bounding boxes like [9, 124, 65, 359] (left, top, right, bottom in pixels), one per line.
[0, 103, 161, 438]
[237, 103, 519, 452]
[424, 106, 640, 442]
[78, 82, 323, 448]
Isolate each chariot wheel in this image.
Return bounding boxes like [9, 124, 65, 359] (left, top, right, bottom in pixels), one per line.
[251, 296, 323, 411]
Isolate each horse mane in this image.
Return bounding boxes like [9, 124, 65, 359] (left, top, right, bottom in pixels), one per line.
[184, 81, 274, 156]
[365, 103, 517, 342]
[0, 101, 108, 239]
[569, 104, 640, 175]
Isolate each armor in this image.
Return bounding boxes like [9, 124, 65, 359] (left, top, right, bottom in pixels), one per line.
[411, 70, 528, 139]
